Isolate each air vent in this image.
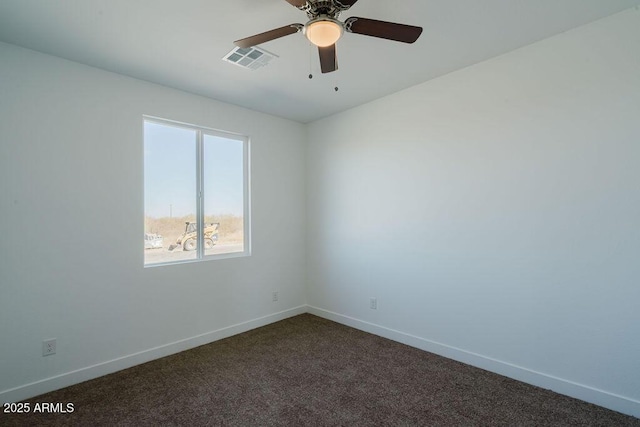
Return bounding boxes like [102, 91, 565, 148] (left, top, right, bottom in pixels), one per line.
[222, 46, 278, 70]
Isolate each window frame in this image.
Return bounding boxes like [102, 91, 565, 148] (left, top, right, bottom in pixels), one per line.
[143, 116, 251, 267]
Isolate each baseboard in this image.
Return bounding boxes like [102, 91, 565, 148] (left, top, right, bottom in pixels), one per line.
[4, 304, 638, 418]
[0, 306, 307, 404]
[307, 305, 640, 419]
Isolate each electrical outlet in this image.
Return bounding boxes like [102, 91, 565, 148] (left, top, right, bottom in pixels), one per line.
[272, 291, 278, 302]
[43, 339, 56, 356]
[370, 298, 377, 310]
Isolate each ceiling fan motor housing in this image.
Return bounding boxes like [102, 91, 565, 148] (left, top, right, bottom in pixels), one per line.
[300, 0, 353, 19]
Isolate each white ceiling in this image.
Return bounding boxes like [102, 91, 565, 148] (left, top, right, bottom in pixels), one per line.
[1, 0, 639, 123]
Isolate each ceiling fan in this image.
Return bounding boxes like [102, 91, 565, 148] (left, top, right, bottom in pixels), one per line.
[234, 0, 423, 74]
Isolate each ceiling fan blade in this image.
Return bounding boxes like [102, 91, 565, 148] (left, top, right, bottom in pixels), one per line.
[283, 0, 307, 7]
[345, 17, 423, 44]
[318, 44, 338, 74]
[335, 0, 359, 7]
[234, 24, 302, 49]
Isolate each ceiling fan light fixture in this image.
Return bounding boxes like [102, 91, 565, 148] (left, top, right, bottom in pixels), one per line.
[305, 18, 343, 47]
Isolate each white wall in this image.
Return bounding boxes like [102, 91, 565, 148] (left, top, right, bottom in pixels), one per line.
[0, 42, 307, 402]
[307, 8, 640, 417]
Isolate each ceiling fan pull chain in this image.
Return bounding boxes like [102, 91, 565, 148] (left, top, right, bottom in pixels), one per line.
[309, 41, 314, 78]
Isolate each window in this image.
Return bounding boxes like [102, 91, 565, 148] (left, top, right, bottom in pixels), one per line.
[143, 117, 250, 266]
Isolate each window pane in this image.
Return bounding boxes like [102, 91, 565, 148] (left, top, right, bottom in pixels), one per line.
[144, 121, 197, 265]
[203, 134, 245, 256]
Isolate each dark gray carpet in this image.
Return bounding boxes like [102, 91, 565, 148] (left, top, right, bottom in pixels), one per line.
[2, 314, 639, 426]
